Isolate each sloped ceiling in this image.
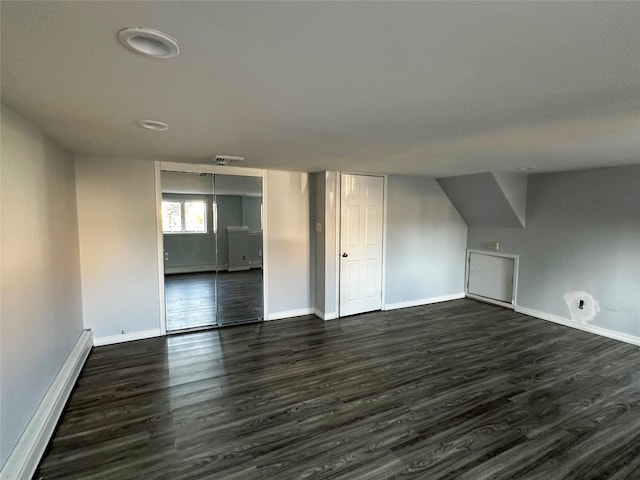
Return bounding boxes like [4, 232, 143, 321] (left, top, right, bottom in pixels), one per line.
[1, 2, 639, 176]
[493, 172, 527, 227]
[437, 173, 526, 228]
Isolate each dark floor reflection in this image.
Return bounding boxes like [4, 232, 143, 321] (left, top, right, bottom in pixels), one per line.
[165, 270, 263, 332]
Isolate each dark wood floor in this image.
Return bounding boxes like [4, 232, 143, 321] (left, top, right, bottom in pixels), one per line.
[165, 270, 263, 332]
[35, 299, 640, 479]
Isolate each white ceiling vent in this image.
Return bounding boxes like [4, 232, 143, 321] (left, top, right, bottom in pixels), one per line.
[214, 155, 244, 165]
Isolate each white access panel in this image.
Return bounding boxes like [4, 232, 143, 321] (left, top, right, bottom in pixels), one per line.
[467, 251, 516, 305]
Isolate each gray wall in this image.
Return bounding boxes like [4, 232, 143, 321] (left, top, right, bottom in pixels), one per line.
[493, 172, 528, 227]
[1, 106, 84, 467]
[162, 190, 262, 272]
[437, 173, 524, 228]
[75, 156, 162, 339]
[242, 196, 262, 231]
[323, 172, 339, 316]
[74, 161, 311, 341]
[310, 173, 326, 313]
[312, 172, 467, 316]
[467, 165, 640, 337]
[161, 171, 213, 194]
[385, 175, 468, 305]
[214, 174, 262, 197]
[310, 171, 339, 318]
[265, 170, 312, 317]
[217, 195, 243, 267]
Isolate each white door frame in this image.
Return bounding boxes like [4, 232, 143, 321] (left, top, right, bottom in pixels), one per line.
[465, 248, 519, 310]
[155, 161, 267, 335]
[335, 172, 388, 318]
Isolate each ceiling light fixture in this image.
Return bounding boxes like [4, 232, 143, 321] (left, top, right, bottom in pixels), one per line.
[515, 166, 537, 171]
[118, 27, 180, 59]
[137, 120, 169, 131]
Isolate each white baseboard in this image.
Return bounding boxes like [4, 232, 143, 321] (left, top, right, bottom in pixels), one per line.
[228, 266, 251, 272]
[164, 264, 263, 274]
[266, 308, 314, 321]
[164, 264, 227, 274]
[384, 292, 465, 311]
[93, 328, 162, 346]
[515, 306, 640, 347]
[313, 308, 338, 321]
[466, 293, 515, 310]
[0, 330, 93, 480]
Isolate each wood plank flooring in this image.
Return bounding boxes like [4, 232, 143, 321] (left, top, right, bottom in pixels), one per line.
[165, 270, 263, 332]
[35, 299, 640, 479]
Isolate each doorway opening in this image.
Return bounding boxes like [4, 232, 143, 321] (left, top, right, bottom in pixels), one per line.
[160, 170, 264, 333]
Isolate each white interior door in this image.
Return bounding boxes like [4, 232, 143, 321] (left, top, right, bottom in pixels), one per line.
[467, 252, 515, 303]
[339, 174, 384, 316]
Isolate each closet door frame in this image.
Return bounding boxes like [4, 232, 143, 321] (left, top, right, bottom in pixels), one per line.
[155, 161, 266, 335]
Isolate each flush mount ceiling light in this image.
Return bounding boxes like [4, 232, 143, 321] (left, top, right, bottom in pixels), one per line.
[118, 27, 179, 59]
[137, 120, 169, 131]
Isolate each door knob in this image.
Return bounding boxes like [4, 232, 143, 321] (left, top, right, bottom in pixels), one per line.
[342, 253, 348, 257]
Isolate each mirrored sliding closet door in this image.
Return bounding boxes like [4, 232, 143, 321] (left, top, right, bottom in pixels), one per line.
[161, 171, 263, 333]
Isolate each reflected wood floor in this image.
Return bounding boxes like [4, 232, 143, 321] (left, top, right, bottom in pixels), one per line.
[36, 299, 640, 480]
[165, 270, 263, 332]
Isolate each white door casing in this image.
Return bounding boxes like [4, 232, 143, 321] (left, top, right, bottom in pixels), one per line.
[339, 174, 384, 316]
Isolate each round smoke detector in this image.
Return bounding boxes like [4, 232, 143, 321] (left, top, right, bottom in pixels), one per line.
[118, 27, 180, 59]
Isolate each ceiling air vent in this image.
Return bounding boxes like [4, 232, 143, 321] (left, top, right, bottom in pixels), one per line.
[214, 155, 244, 166]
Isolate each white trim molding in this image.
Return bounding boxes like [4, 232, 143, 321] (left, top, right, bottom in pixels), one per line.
[384, 293, 465, 311]
[262, 171, 269, 322]
[164, 264, 228, 275]
[381, 174, 389, 317]
[516, 306, 640, 347]
[0, 330, 93, 480]
[154, 162, 166, 337]
[313, 308, 338, 321]
[93, 328, 163, 347]
[266, 308, 314, 321]
[156, 162, 267, 337]
[159, 161, 264, 178]
[466, 292, 515, 310]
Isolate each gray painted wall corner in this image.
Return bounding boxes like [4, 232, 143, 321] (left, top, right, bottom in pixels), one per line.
[1, 105, 85, 468]
[467, 165, 640, 338]
[385, 175, 468, 306]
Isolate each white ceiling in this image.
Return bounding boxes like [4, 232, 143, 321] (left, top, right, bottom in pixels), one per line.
[1, 1, 639, 177]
